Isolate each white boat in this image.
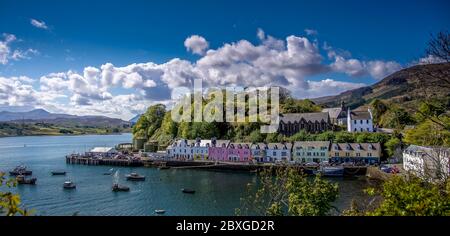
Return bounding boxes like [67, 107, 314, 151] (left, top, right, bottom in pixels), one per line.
[314, 166, 344, 177]
[63, 181, 76, 189]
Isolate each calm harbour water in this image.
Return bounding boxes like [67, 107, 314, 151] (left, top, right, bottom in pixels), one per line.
[0, 134, 370, 216]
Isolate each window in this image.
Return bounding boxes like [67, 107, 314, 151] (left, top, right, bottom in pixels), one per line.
[273, 151, 276, 156]
[354, 120, 357, 124]
[366, 120, 369, 124]
[360, 120, 363, 124]
[368, 153, 372, 157]
[345, 152, 350, 157]
[335, 153, 339, 157]
[367, 128, 370, 131]
[356, 153, 360, 157]
[281, 152, 287, 156]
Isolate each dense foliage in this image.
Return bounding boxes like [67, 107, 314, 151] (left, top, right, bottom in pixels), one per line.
[0, 172, 29, 216]
[344, 176, 450, 216]
[236, 167, 339, 216]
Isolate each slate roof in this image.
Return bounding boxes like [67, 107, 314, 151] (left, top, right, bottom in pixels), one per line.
[350, 111, 372, 120]
[280, 112, 330, 123]
[322, 108, 342, 119]
[331, 143, 380, 151]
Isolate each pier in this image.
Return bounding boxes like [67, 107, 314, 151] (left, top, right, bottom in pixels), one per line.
[65, 154, 367, 176]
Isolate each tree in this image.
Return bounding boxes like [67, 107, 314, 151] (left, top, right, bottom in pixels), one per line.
[344, 176, 450, 216]
[426, 31, 450, 63]
[404, 119, 450, 147]
[0, 172, 29, 216]
[236, 166, 339, 216]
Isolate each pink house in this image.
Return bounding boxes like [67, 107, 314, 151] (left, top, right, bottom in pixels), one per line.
[226, 143, 252, 162]
[208, 140, 230, 162]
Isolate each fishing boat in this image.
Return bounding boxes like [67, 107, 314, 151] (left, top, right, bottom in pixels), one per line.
[125, 172, 146, 181]
[9, 165, 32, 176]
[16, 175, 37, 185]
[154, 209, 166, 214]
[112, 183, 130, 192]
[181, 188, 195, 194]
[314, 165, 344, 177]
[63, 181, 76, 189]
[51, 171, 67, 176]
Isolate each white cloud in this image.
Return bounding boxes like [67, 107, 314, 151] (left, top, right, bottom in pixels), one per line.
[2, 28, 404, 119]
[415, 55, 447, 65]
[0, 33, 39, 65]
[184, 35, 209, 55]
[305, 28, 318, 36]
[30, 19, 49, 30]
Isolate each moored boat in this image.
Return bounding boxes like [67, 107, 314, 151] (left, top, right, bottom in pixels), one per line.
[154, 209, 166, 214]
[158, 166, 170, 170]
[125, 172, 145, 181]
[63, 181, 76, 189]
[52, 171, 67, 176]
[112, 183, 130, 192]
[9, 165, 32, 176]
[181, 188, 195, 194]
[16, 175, 37, 185]
[314, 166, 344, 177]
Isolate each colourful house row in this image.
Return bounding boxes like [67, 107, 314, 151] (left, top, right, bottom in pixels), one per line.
[166, 139, 382, 165]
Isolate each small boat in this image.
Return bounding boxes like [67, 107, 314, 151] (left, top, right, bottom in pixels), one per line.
[51, 171, 67, 176]
[103, 168, 114, 175]
[9, 165, 32, 176]
[112, 183, 130, 192]
[154, 209, 166, 214]
[16, 175, 37, 185]
[125, 173, 146, 181]
[181, 188, 195, 194]
[158, 166, 170, 170]
[63, 181, 76, 189]
[314, 166, 344, 177]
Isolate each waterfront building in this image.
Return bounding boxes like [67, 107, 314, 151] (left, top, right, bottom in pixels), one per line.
[226, 143, 252, 162]
[347, 108, 374, 132]
[265, 142, 293, 162]
[250, 143, 269, 163]
[322, 101, 348, 126]
[292, 141, 331, 163]
[88, 147, 118, 158]
[278, 112, 332, 136]
[167, 139, 195, 160]
[192, 138, 212, 160]
[403, 145, 450, 181]
[208, 139, 231, 162]
[330, 143, 381, 165]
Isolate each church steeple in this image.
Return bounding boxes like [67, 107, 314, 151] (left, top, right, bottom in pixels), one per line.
[340, 101, 346, 110]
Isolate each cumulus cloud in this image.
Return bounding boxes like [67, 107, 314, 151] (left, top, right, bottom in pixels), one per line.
[0, 33, 39, 65]
[30, 19, 49, 30]
[415, 55, 447, 65]
[2, 29, 404, 119]
[305, 28, 318, 36]
[184, 35, 209, 55]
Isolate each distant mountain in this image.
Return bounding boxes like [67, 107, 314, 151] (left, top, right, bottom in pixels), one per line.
[0, 109, 130, 127]
[312, 63, 450, 109]
[129, 114, 141, 124]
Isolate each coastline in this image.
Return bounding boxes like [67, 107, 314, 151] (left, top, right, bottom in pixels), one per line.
[0, 132, 131, 139]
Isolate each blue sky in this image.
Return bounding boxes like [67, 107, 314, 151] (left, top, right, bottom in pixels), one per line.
[0, 0, 449, 119]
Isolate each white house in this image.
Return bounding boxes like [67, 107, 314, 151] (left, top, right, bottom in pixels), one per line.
[403, 145, 450, 181]
[167, 139, 194, 160]
[347, 108, 374, 132]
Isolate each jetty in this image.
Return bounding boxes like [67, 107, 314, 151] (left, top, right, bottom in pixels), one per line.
[66, 153, 367, 176]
